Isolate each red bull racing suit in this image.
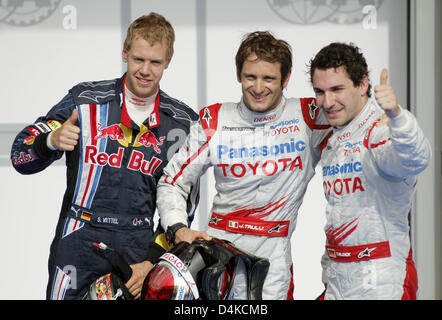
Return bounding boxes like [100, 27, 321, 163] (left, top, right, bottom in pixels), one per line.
[10, 74, 199, 299]
[156, 96, 330, 299]
[320, 99, 431, 299]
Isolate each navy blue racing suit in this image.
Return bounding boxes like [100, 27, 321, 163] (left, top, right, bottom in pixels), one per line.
[10, 74, 199, 299]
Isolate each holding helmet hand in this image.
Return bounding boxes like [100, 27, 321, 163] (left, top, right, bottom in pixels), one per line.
[126, 260, 154, 299]
[175, 227, 211, 245]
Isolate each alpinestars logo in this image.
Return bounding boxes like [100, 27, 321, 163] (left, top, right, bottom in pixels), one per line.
[268, 224, 288, 234]
[308, 100, 318, 119]
[209, 216, 222, 225]
[357, 247, 377, 259]
[202, 108, 212, 127]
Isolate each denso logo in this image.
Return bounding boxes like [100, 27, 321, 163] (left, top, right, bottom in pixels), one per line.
[254, 114, 276, 123]
[217, 138, 305, 159]
[336, 131, 351, 144]
[322, 161, 362, 177]
[358, 110, 376, 128]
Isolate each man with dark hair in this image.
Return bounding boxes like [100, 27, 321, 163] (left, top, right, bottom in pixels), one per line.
[156, 31, 330, 299]
[10, 12, 198, 299]
[308, 42, 431, 299]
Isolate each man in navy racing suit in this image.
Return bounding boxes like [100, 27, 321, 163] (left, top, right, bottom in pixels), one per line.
[156, 31, 330, 299]
[10, 13, 198, 300]
[309, 42, 431, 299]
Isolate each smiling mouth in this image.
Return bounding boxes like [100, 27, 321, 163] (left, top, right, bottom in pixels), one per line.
[250, 92, 269, 102]
[325, 108, 343, 117]
[136, 77, 153, 86]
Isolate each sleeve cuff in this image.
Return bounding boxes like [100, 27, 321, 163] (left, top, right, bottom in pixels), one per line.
[146, 242, 166, 264]
[389, 106, 411, 129]
[33, 132, 56, 159]
[160, 209, 189, 230]
[46, 131, 58, 150]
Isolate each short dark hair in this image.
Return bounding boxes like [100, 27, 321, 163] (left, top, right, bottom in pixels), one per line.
[308, 42, 371, 97]
[235, 31, 292, 85]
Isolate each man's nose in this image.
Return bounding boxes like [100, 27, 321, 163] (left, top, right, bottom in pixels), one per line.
[323, 92, 335, 109]
[252, 79, 265, 94]
[139, 62, 151, 76]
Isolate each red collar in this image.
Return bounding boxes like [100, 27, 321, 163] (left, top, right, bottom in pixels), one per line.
[121, 75, 161, 129]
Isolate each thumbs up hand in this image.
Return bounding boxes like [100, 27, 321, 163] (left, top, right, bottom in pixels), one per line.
[374, 69, 401, 118]
[50, 109, 81, 151]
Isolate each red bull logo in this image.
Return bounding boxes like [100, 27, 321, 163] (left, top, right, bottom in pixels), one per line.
[95, 123, 127, 142]
[95, 123, 165, 154]
[134, 130, 165, 154]
[88, 123, 165, 176]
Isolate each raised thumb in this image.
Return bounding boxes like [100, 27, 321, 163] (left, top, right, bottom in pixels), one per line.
[380, 69, 388, 85]
[67, 108, 79, 124]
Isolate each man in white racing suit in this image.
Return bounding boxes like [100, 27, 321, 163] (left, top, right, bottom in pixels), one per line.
[156, 31, 330, 299]
[309, 42, 431, 299]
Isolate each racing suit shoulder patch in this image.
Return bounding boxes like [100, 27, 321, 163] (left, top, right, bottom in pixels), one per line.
[300, 97, 319, 130]
[199, 103, 222, 140]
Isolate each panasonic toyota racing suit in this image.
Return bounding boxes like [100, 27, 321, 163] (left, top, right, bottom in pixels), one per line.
[320, 99, 430, 299]
[156, 96, 330, 299]
[10, 74, 199, 299]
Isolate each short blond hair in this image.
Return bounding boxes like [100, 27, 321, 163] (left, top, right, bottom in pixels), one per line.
[124, 12, 175, 60]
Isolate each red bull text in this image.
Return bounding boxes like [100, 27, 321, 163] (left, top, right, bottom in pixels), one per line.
[85, 145, 162, 176]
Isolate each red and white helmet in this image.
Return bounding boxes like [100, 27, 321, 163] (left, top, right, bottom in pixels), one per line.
[141, 238, 269, 300]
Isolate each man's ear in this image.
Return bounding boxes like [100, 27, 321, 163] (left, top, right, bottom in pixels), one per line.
[165, 57, 172, 69]
[283, 69, 292, 88]
[359, 75, 369, 96]
[236, 70, 242, 83]
[122, 49, 128, 63]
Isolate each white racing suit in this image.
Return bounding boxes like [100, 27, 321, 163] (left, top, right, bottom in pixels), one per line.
[156, 96, 330, 300]
[320, 99, 431, 299]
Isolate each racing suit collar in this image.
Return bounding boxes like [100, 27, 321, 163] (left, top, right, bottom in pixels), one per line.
[238, 96, 286, 126]
[120, 74, 161, 130]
